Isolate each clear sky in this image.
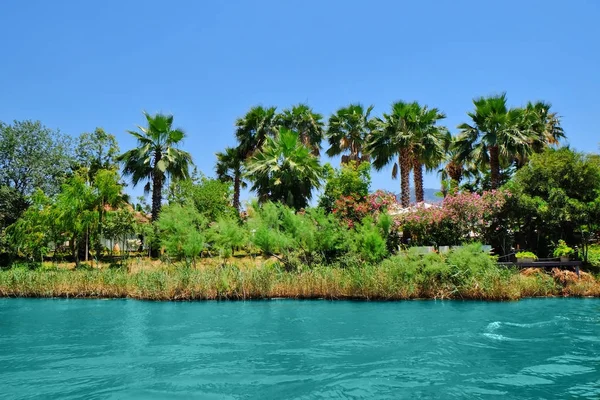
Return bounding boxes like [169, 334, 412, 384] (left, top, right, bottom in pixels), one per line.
[1, 0, 599, 202]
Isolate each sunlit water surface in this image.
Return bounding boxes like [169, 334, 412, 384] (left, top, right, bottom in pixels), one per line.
[1, 298, 599, 399]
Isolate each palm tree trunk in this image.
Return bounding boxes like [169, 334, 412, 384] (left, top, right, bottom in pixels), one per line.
[447, 161, 462, 189]
[489, 145, 500, 189]
[399, 149, 411, 208]
[233, 171, 241, 212]
[413, 159, 424, 203]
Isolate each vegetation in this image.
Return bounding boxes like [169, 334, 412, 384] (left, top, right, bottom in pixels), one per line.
[516, 251, 538, 261]
[2, 93, 600, 301]
[1, 245, 598, 300]
[553, 240, 574, 258]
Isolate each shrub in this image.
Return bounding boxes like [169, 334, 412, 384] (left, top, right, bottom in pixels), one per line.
[516, 251, 537, 260]
[157, 203, 207, 265]
[553, 240, 574, 258]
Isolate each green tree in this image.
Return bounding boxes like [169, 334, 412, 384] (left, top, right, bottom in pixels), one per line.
[75, 127, 120, 179]
[0, 120, 73, 197]
[277, 104, 324, 155]
[7, 190, 55, 264]
[506, 147, 600, 259]
[367, 101, 420, 207]
[245, 128, 324, 210]
[235, 105, 278, 159]
[53, 174, 97, 265]
[92, 169, 126, 260]
[325, 104, 376, 164]
[411, 105, 448, 203]
[455, 94, 530, 189]
[118, 112, 193, 222]
[158, 203, 207, 265]
[215, 147, 245, 212]
[319, 161, 371, 212]
[169, 172, 235, 222]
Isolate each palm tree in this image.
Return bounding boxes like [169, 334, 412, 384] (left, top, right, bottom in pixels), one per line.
[235, 105, 278, 159]
[245, 128, 324, 210]
[277, 104, 324, 156]
[367, 101, 420, 207]
[411, 106, 448, 203]
[215, 146, 245, 212]
[513, 101, 565, 167]
[456, 94, 530, 189]
[118, 112, 193, 222]
[326, 104, 377, 164]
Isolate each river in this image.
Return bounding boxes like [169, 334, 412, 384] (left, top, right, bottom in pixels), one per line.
[0, 298, 599, 399]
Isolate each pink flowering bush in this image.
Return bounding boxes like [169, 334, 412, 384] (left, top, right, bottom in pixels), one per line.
[396, 190, 511, 246]
[333, 189, 397, 228]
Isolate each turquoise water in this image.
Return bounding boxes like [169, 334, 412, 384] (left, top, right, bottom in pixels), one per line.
[0, 299, 599, 399]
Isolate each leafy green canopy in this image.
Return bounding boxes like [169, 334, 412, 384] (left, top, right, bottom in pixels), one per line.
[118, 112, 193, 222]
[0, 120, 73, 197]
[245, 128, 324, 210]
[506, 147, 600, 257]
[319, 161, 371, 212]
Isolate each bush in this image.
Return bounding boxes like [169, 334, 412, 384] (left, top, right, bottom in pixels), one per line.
[157, 203, 207, 264]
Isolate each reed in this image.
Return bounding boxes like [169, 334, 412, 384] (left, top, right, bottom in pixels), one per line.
[1, 256, 598, 301]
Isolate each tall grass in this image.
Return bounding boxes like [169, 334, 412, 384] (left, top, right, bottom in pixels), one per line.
[1, 246, 598, 301]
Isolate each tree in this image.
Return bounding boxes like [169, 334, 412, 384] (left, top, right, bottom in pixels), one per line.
[75, 127, 120, 180]
[53, 174, 97, 265]
[169, 173, 235, 222]
[0, 120, 73, 197]
[6, 190, 56, 264]
[235, 105, 278, 159]
[92, 169, 126, 260]
[245, 128, 324, 210]
[157, 203, 207, 266]
[325, 104, 376, 164]
[411, 106, 448, 203]
[514, 101, 565, 167]
[506, 147, 600, 259]
[455, 94, 531, 189]
[277, 104, 324, 155]
[318, 161, 371, 212]
[118, 112, 193, 223]
[215, 147, 245, 212]
[367, 101, 420, 207]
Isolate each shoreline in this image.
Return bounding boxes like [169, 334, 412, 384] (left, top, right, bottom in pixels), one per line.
[1, 264, 599, 301]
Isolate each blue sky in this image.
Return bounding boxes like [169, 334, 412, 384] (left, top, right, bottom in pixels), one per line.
[1, 0, 599, 203]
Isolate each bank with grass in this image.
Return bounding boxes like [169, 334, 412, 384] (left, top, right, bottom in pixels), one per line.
[2, 245, 599, 301]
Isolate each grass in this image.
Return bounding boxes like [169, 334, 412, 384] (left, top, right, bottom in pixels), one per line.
[2, 250, 599, 301]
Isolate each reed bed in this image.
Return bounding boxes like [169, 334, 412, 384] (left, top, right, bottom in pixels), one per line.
[1, 259, 599, 301]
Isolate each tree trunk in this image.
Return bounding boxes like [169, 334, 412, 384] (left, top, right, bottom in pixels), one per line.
[489, 145, 500, 189]
[399, 149, 411, 208]
[96, 206, 103, 267]
[413, 158, 424, 203]
[150, 153, 163, 258]
[447, 160, 463, 189]
[151, 174, 163, 223]
[233, 171, 241, 213]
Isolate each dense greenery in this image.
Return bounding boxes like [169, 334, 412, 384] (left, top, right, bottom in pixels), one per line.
[2, 244, 598, 300]
[2, 93, 600, 301]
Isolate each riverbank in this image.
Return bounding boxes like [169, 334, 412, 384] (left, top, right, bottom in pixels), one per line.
[1, 257, 599, 300]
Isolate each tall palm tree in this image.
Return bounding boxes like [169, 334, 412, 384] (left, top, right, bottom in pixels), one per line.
[235, 105, 278, 159]
[326, 104, 376, 164]
[245, 128, 324, 210]
[367, 101, 420, 207]
[455, 94, 529, 189]
[118, 112, 193, 222]
[215, 146, 245, 212]
[411, 106, 448, 203]
[513, 101, 565, 167]
[277, 104, 324, 156]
